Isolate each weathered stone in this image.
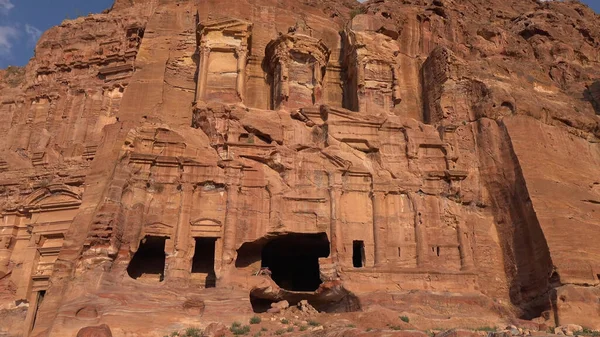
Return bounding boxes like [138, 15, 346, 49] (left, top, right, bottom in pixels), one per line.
[271, 300, 290, 310]
[0, 0, 599, 335]
[557, 324, 584, 336]
[76, 324, 112, 337]
[298, 300, 318, 314]
[204, 322, 228, 337]
[435, 329, 482, 337]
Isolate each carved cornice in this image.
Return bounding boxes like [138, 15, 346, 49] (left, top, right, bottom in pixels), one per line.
[197, 17, 253, 43]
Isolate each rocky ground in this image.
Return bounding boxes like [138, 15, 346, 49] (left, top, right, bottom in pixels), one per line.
[124, 301, 599, 337]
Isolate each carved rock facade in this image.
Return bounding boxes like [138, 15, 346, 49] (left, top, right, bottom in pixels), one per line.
[0, 0, 599, 336]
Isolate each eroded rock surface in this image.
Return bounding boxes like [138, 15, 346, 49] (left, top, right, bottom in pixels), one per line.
[0, 0, 599, 336]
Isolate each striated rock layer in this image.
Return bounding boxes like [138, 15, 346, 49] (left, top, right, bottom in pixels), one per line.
[0, 0, 599, 336]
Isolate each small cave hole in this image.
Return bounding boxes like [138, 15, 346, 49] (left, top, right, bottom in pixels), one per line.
[352, 240, 365, 268]
[261, 233, 330, 292]
[127, 236, 167, 282]
[250, 293, 276, 313]
[249, 286, 362, 314]
[192, 237, 217, 288]
[500, 101, 515, 114]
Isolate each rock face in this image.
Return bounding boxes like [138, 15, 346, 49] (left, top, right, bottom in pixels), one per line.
[0, 0, 599, 336]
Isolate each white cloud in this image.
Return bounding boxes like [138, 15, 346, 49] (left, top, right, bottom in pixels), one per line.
[0, 0, 14, 15]
[25, 24, 41, 45]
[0, 25, 18, 56]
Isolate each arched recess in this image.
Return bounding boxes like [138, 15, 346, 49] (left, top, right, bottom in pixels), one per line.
[21, 184, 82, 212]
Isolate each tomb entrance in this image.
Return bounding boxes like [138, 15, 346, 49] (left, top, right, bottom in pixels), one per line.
[191, 237, 217, 288]
[260, 232, 330, 292]
[127, 236, 167, 282]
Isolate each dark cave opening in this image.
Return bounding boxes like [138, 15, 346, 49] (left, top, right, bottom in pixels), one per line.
[127, 236, 167, 282]
[192, 237, 217, 288]
[261, 233, 330, 292]
[352, 240, 365, 268]
[250, 292, 277, 313]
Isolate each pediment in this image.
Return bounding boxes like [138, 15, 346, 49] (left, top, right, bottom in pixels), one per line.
[190, 218, 222, 237]
[144, 222, 174, 237]
[190, 218, 222, 227]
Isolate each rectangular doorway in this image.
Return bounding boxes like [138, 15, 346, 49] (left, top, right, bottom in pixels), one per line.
[30, 290, 46, 332]
[192, 237, 217, 288]
[352, 240, 365, 268]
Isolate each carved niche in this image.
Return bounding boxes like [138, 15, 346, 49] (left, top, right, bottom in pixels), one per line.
[196, 18, 253, 104]
[265, 33, 331, 110]
[344, 30, 402, 114]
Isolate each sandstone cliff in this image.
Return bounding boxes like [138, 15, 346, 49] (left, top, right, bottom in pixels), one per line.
[0, 0, 599, 336]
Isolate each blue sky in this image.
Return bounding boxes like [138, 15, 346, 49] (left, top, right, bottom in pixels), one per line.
[0, 0, 599, 69]
[0, 0, 113, 68]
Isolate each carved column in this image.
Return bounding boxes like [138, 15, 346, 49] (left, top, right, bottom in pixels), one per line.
[275, 62, 290, 109]
[372, 191, 387, 267]
[328, 172, 343, 262]
[457, 222, 475, 271]
[172, 183, 193, 279]
[236, 47, 248, 102]
[0, 215, 16, 277]
[222, 166, 241, 265]
[392, 66, 402, 105]
[411, 193, 428, 268]
[195, 45, 210, 102]
[357, 61, 367, 112]
[313, 65, 323, 104]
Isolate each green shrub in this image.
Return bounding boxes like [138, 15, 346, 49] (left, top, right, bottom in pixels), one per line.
[347, 324, 356, 328]
[164, 328, 202, 337]
[231, 323, 251, 335]
[400, 316, 410, 323]
[250, 316, 261, 324]
[281, 318, 289, 324]
[475, 327, 496, 332]
[275, 329, 286, 335]
[299, 326, 308, 331]
[185, 328, 202, 337]
[261, 327, 268, 332]
[308, 320, 320, 326]
[366, 328, 373, 332]
[580, 328, 600, 337]
[287, 326, 294, 333]
[390, 326, 402, 331]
